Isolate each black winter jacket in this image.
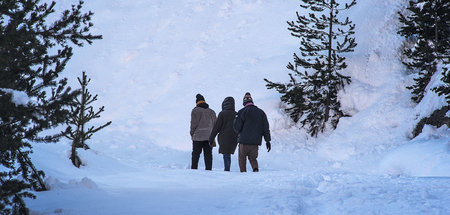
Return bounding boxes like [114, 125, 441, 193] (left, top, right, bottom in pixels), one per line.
[209, 97, 238, 154]
[233, 104, 271, 145]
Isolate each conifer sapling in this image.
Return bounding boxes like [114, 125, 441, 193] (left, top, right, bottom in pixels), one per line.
[65, 71, 112, 168]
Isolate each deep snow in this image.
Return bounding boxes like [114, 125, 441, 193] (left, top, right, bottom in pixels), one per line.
[24, 0, 449, 214]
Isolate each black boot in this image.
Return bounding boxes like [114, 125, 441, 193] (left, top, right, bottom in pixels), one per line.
[253, 168, 259, 172]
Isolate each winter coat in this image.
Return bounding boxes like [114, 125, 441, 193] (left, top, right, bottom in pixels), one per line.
[190, 102, 217, 141]
[233, 103, 271, 145]
[209, 97, 238, 154]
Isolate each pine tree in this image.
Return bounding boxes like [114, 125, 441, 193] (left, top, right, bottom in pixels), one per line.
[433, 67, 450, 105]
[398, 0, 450, 103]
[265, 0, 357, 137]
[0, 0, 101, 213]
[64, 71, 112, 168]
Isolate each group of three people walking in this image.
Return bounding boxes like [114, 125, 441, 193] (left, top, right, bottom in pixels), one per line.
[190, 92, 271, 172]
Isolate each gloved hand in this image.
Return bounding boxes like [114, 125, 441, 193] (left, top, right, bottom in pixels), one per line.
[209, 142, 214, 148]
[266, 142, 271, 152]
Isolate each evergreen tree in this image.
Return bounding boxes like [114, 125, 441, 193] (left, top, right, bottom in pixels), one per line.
[265, 0, 357, 137]
[65, 71, 112, 168]
[433, 67, 450, 105]
[398, 0, 450, 103]
[0, 0, 101, 213]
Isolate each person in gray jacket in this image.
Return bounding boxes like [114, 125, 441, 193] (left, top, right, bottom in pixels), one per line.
[190, 94, 217, 170]
[209, 97, 238, 171]
[233, 92, 271, 172]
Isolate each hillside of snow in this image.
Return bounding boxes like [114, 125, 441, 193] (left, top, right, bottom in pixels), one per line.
[27, 0, 449, 214]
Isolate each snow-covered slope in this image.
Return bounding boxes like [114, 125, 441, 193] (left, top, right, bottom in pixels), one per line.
[27, 0, 449, 214]
[62, 0, 300, 151]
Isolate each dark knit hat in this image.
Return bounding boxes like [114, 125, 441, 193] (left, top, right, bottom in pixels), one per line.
[243, 92, 253, 106]
[196, 94, 205, 103]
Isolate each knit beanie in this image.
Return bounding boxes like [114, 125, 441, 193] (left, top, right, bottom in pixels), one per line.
[243, 92, 253, 106]
[196, 94, 205, 103]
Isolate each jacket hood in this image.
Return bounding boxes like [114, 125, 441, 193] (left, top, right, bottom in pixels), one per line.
[222, 97, 235, 111]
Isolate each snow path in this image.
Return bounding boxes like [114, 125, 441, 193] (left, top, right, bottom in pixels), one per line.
[28, 141, 450, 215]
[28, 165, 450, 215]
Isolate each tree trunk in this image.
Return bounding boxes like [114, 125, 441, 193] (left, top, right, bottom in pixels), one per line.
[323, 0, 335, 131]
[434, 9, 439, 58]
[70, 142, 81, 168]
[328, 0, 334, 69]
[80, 74, 86, 148]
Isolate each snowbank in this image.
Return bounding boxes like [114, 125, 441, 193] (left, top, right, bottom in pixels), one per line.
[380, 125, 450, 177]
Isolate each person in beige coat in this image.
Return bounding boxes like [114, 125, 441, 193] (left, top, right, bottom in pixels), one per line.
[190, 94, 216, 170]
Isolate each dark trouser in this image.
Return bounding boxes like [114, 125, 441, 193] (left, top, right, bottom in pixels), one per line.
[223, 154, 231, 171]
[238, 144, 258, 172]
[191, 140, 212, 170]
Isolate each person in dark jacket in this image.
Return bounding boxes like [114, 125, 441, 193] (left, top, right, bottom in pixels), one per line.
[209, 97, 238, 171]
[190, 94, 217, 170]
[233, 92, 271, 172]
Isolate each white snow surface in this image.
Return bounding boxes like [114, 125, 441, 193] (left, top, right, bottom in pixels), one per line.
[27, 0, 450, 214]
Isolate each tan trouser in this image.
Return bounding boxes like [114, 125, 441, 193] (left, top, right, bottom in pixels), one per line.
[238, 144, 258, 172]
